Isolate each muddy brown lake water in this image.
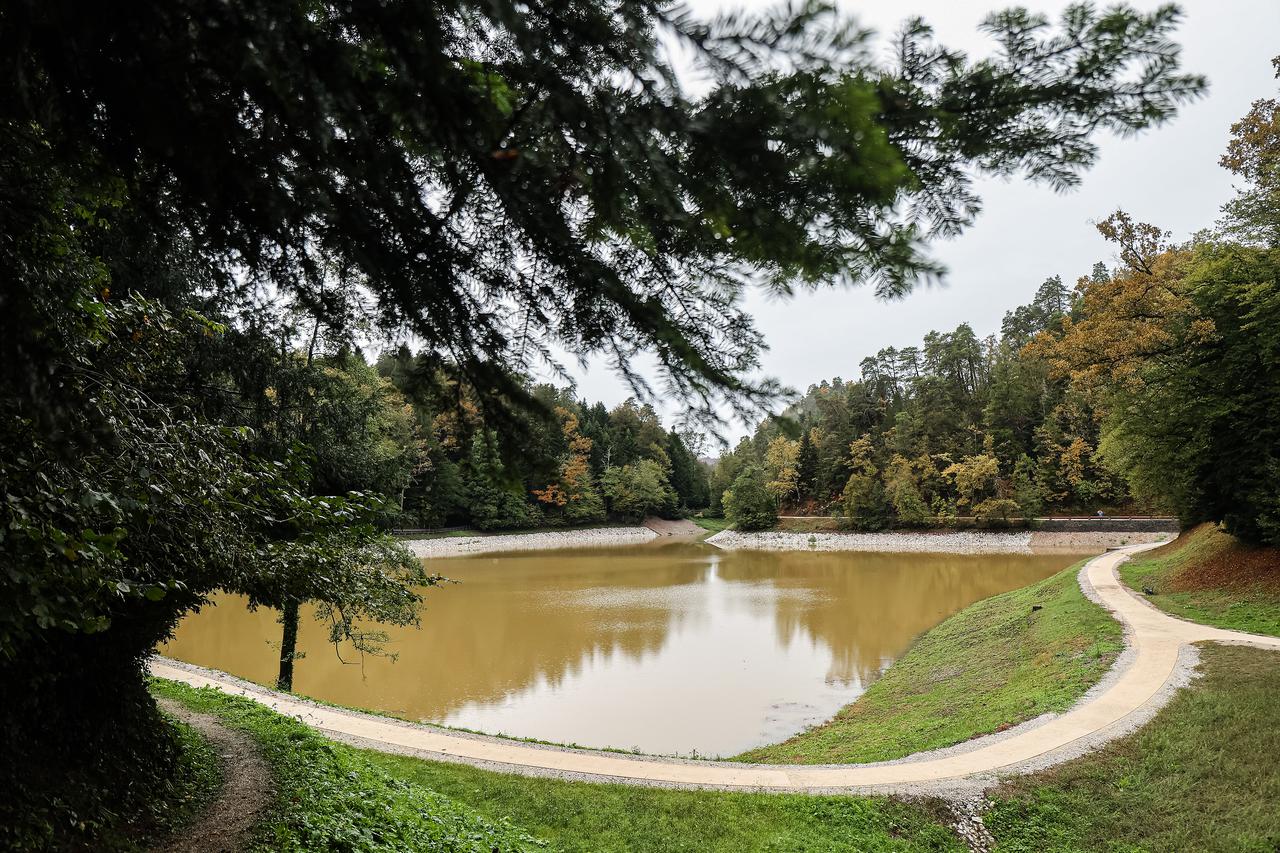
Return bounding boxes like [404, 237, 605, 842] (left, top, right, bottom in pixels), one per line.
[160, 543, 1086, 757]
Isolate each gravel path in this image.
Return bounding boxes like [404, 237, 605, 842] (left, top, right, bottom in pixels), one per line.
[148, 542, 1280, 799]
[153, 698, 272, 853]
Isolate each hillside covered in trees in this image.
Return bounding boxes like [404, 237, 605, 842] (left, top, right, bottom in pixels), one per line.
[710, 270, 1130, 528]
[715, 58, 1280, 540]
[0, 0, 1231, 845]
[373, 352, 711, 529]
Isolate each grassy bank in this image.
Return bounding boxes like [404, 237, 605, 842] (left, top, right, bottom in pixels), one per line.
[986, 644, 1280, 852]
[738, 561, 1122, 764]
[691, 516, 730, 534]
[151, 680, 546, 852]
[152, 680, 961, 852]
[1120, 523, 1280, 636]
[368, 753, 961, 853]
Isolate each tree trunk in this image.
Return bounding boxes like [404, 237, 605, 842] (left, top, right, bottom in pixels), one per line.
[277, 599, 300, 691]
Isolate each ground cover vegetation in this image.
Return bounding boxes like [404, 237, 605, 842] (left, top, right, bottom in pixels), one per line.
[0, 0, 1210, 845]
[154, 680, 965, 853]
[1120, 523, 1280, 636]
[737, 561, 1122, 764]
[719, 59, 1280, 542]
[151, 681, 548, 852]
[985, 644, 1280, 852]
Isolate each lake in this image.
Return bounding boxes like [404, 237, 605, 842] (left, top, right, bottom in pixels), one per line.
[159, 542, 1084, 757]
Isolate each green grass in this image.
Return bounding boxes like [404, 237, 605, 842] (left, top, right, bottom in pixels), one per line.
[368, 754, 962, 853]
[737, 562, 1123, 764]
[691, 516, 731, 534]
[143, 715, 225, 844]
[151, 680, 547, 852]
[1119, 524, 1280, 636]
[986, 644, 1280, 852]
[394, 528, 485, 539]
[153, 679, 962, 852]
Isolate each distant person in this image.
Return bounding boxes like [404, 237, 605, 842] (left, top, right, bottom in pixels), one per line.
[1097, 510, 1105, 517]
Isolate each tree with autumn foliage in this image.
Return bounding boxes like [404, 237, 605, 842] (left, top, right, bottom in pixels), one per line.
[842, 435, 890, 529]
[532, 408, 606, 524]
[764, 435, 801, 505]
[1218, 56, 1280, 247]
[884, 454, 929, 525]
[943, 453, 1000, 512]
[1030, 75, 1280, 543]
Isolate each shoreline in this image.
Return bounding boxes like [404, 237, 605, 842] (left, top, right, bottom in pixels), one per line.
[400, 524, 1172, 558]
[402, 526, 657, 558]
[705, 528, 1170, 555]
[148, 542, 1280, 796]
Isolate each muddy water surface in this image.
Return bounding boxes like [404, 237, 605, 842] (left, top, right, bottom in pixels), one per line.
[160, 543, 1085, 756]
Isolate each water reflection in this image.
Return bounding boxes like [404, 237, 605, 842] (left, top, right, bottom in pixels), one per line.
[160, 543, 1081, 756]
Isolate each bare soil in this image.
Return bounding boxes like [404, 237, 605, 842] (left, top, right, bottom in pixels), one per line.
[1165, 524, 1280, 592]
[152, 698, 272, 853]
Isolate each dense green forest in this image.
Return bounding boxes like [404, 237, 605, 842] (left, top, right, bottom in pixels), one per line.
[711, 269, 1130, 528]
[374, 352, 711, 528]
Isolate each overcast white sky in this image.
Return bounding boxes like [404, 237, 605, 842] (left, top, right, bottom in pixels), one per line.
[553, 0, 1280, 442]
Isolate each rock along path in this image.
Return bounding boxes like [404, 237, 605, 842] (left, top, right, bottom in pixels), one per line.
[150, 543, 1280, 796]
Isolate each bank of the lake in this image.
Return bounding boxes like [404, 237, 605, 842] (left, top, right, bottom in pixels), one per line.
[149, 562, 1280, 852]
[736, 559, 1122, 764]
[397, 520, 1174, 559]
[706, 528, 1169, 554]
[150, 680, 963, 853]
[402, 526, 657, 558]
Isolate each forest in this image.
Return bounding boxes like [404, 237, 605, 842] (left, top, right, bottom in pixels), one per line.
[375, 353, 711, 529]
[713, 269, 1128, 528]
[714, 73, 1280, 538]
[179, 329, 716, 536]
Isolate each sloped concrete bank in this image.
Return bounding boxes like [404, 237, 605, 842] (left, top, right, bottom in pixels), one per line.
[705, 529, 1169, 554]
[402, 526, 657, 558]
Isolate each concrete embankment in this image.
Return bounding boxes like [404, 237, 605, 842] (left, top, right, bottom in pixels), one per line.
[402, 526, 657, 558]
[706, 529, 1170, 555]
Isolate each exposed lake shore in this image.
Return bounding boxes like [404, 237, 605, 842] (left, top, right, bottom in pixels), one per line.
[706, 528, 1170, 555]
[402, 526, 658, 558]
[401, 524, 1170, 558]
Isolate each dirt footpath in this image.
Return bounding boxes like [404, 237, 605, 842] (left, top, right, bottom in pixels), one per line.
[153, 698, 272, 853]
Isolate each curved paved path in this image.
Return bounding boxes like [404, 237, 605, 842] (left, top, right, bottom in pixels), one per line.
[150, 543, 1280, 793]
